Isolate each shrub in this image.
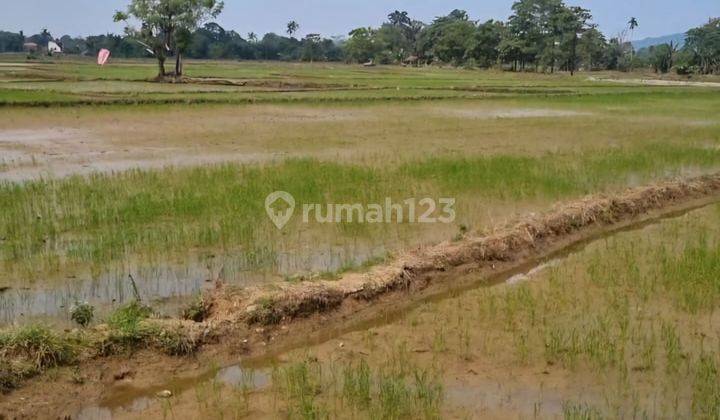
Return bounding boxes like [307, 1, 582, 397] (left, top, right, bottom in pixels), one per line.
[0, 325, 76, 370]
[70, 302, 95, 328]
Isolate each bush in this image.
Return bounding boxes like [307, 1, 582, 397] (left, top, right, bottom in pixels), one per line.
[0, 325, 76, 370]
[70, 302, 95, 328]
[107, 301, 152, 333]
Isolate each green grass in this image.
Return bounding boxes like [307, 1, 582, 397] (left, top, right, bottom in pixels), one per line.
[0, 325, 77, 370]
[401, 142, 720, 197]
[2, 142, 719, 281]
[2, 57, 716, 107]
[0, 324, 79, 393]
[271, 357, 443, 419]
[467, 205, 720, 417]
[0, 300, 202, 392]
[101, 300, 197, 355]
[656, 240, 720, 313]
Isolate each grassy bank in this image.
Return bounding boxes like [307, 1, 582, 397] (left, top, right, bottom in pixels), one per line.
[0, 300, 201, 394]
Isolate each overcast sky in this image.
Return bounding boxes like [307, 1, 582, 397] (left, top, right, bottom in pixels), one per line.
[2, 0, 717, 40]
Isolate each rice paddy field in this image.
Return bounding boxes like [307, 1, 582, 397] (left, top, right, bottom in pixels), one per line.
[1, 56, 720, 418]
[91, 203, 720, 419]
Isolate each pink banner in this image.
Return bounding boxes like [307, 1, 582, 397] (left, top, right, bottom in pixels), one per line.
[97, 49, 111, 66]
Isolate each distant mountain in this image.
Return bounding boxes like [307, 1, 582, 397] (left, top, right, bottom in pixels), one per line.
[632, 33, 686, 50]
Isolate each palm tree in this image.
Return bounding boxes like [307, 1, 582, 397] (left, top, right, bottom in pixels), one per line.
[286, 21, 300, 38]
[628, 17, 639, 32]
[627, 17, 639, 68]
[247, 32, 257, 43]
[388, 10, 410, 27]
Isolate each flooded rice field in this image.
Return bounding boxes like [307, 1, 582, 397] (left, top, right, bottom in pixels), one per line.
[0, 191, 542, 328]
[0, 238, 397, 327]
[74, 201, 720, 419]
[2, 67, 720, 418]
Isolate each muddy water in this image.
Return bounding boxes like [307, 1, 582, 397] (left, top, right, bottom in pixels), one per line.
[75, 202, 720, 418]
[0, 241, 395, 327]
[76, 366, 271, 420]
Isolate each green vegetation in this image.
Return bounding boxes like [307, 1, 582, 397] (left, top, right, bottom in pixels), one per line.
[100, 301, 199, 356]
[462, 206, 720, 417]
[2, 142, 720, 281]
[101, 300, 197, 356]
[271, 357, 443, 419]
[3, 2, 718, 76]
[0, 11, 718, 413]
[215, 203, 720, 418]
[113, 0, 225, 78]
[0, 325, 77, 371]
[0, 325, 78, 393]
[70, 302, 95, 328]
[0, 300, 200, 393]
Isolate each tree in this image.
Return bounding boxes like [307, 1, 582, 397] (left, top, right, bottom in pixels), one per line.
[603, 37, 625, 70]
[628, 17, 639, 34]
[432, 19, 477, 65]
[0, 31, 25, 53]
[685, 18, 720, 74]
[627, 17, 639, 67]
[30, 28, 54, 46]
[650, 42, 676, 73]
[557, 6, 593, 75]
[286, 21, 300, 38]
[345, 27, 382, 63]
[114, 0, 224, 79]
[506, 0, 564, 71]
[578, 27, 607, 70]
[248, 32, 258, 43]
[418, 9, 472, 65]
[376, 24, 408, 63]
[466, 20, 505, 68]
[388, 10, 411, 27]
[383, 10, 428, 63]
[301, 33, 323, 62]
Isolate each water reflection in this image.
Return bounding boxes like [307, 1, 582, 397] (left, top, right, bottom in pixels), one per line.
[0, 242, 390, 326]
[77, 364, 270, 418]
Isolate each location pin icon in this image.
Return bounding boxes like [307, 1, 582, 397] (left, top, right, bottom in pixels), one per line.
[265, 191, 295, 230]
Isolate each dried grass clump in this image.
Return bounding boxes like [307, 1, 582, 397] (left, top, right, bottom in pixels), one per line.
[246, 288, 345, 325]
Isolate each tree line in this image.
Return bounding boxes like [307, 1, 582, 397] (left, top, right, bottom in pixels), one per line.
[0, 0, 718, 77]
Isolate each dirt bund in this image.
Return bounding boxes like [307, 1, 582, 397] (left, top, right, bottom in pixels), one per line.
[206, 173, 720, 330]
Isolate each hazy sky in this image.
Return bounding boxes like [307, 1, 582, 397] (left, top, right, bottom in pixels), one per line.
[2, 0, 717, 40]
